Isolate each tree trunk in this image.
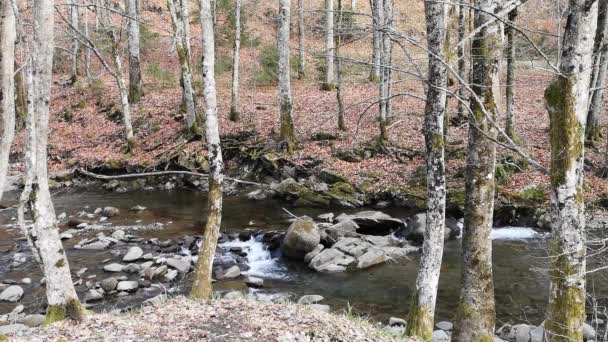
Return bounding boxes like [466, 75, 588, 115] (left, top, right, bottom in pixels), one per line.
[351, 0, 356, 11]
[369, 0, 381, 81]
[0, 0, 16, 202]
[406, 2, 447, 340]
[127, 0, 143, 103]
[586, 1, 607, 145]
[84, 2, 91, 78]
[456, 0, 467, 123]
[378, 0, 392, 142]
[15, 68, 27, 129]
[191, 0, 224, 301]
[452, 0, 503, 340]
[505, 8, 517, 138]
[229, 0, 241, 121]
[21, 0, 85, 323]
[168, 0, 200, 133]
[112, 43, 136, 151]
[277, 0, 296, 152]
[297, 0, 305, 78]
[323, 0, 336, 90]
[69, 0, 80, 84]
[336, 0, 346, 131]
[544, 1, 598, 341]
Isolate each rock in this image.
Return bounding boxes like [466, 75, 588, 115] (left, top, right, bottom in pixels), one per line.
[102, 206, 120, 217]
[112, 230, 126, 241]
[116, 281, 139, 292]
[130, 205, 146, 211]
[497, 324, 515, 341]
[0, 285, 23, 302]
[20, 278, 31, 285]
[435, 321, 453, 331]
[216, 265, 241, 279]
[308, 304, 330, 312]
[0, 323, 27, 335]
[281, 218, 320, 260]
[333, 238, 370, 257]
[224, 291, 244, 300]
[152, 265, 168, 280]
[308, 248, 355, 273]
[325, 220, 359, 241]
[17, 314, 45, 327]
[246, 189, 267, 201]
[123, 264, 142, 273]
[404, 213, 426, 243]
[336, 211, 405, 235]
[103, 263, 125, 272]
[166, 257, 191, 273]
[514, 324, 534, 342]
[60, 232, 73, 240]
[433, 329, 450, 342]
[78, 240, 111, 250]
[143, 294, 167, 306]
[100, 277, 118, 292]
[357, 248, 387, 269]
[389, 317, 406, 327]
[244, 276, 264, 288]
[304, 244, 325, 264]
[584, 323, 596, 340]
[385, 325, 406, 336]
[123, 246, 144, 262]
[530, 326, 544, 342]
[84, 289, 103, 302]
[297, 294, 323, 305]
[362, 235, 394, 247]
[164, 269, 178, 281]
[318, 213, 335, 222]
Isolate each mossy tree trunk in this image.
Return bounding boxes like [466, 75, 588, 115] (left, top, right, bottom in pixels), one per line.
[277, 0, 296, 152]
[586, 0, 607, 145]
[453, 0, 503, 340]
[406, 1, 447, 340]
[191, 0, 224, 301]
[229, 0, 241, 121]
[297, 0, 305, 78]
[19, 0, 85, 323]
[127, 0, 144, 104]
[0, 0, 16, 203]
[505, 8, 517, 139]
[544, 1, 598, 340]
[323, 0, 336, 90]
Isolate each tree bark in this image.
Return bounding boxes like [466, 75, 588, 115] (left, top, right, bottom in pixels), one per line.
[453, 0, 503, 340]
[229, 0, 241, 121]
[297, 0, 305, 78]
[544, 1, 598, 341]
[505, 8, 517, 138]
[112, 44, 136, 151]
[191, 0, 224, 301]
[586, 1, 607, 145]
[456, 0, 467, 123]
[378, 0, 392, 141]
[0, 0, 16, 202]
[21, 0, 85, 323]
[323, 0, 336, 90]
[336, 0, 346, 131]
[369, 0, 381, 81]
[127, 0, 144, 103]
[69, 0, 80, 84]
[406, 1, 447, 340]
[277, 0, 296, 152]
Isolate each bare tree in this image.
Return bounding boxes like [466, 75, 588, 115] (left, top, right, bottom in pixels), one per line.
[378, 0, 392, 141]
[456, 0, 467, 123]
[229, 0, 241, 121]
[323, 0, 336, 90]
[336, 0, 346, 131]
[0, 0, 16, 202]
[505, 8, 517, 138]
[369, 0, 381, 81]
[19, 0, 85, 323]
[544, 1, 598, 340]
[167, 0, 200, 133]
[406, 1, 448, 340]
[586, 0, 607, 145]
[191, 0, 224, 300]
[127, 0, 143, 103]
[277, 0, 296, 152]
[69, 0, 80, 83]
[297, 0, 305, 78]
[453, 0, 503, 340]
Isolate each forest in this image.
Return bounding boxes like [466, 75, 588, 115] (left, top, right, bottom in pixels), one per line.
[0, 0, 607, 341]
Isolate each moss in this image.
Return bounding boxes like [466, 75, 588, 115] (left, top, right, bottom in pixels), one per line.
[0, 334, 7, 342]
[447, 189, 466, 209]
[431, 131, 444, 150]
[406, 294, 433, 341]
[320, 83, 336, 91]
[55, 258, 65, 268]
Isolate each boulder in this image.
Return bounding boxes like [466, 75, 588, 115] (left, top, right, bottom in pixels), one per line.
[123, 263, 142, 273]
[102, 207, 120, 217]
[216, 265, 241, 279]
[116, 281, 139, 292]
[100, 277, 118, 292]
[297, 295, 324, 305]
[244, 276, 264, 288]
[325, 220, 359, 241]
[435, 321, 453, 331]
[282, 218, 320, 260]
[404, 213, 426, 243]
[530, 326, 544, 342]
[84, 289, 103, 302]
[336, 211, 405, 235]
[514, 324, 534, 342]
[308, 248, 355, 273]
[0, 285, 23, 302]
[17, 314, 45, 327]
[103, 263, 125, 272]
[433, 329, 450, 342]
[304, 244, 324, 264]
[122, 247, 144, 262]
[164, 269, 179, 281]
[333, 238, 371, 257]
[389, 317, 406, 327]
[584, 323, 596, 340]
[356, 249, 387, 269]
[166, 257, 191, 274]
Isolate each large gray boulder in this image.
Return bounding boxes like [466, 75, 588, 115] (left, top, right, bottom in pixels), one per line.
[308, 248, 356, 272]
[282, 218, 320, 260]
[0, 285, 23, 302]
[325, 219, 359, 242]
[122, 246, 143, 262]
[336, 211, 405, 235]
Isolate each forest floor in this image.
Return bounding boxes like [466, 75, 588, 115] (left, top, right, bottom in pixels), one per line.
[13, 297, 410, 342]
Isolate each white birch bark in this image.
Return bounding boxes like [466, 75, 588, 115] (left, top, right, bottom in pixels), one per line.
[377, 0, 391, 140]
[0, 0, 16, 203]
[456, 1, 467, 122]
[544, 1, 598, 341]
[351, 0, 356, 10]
[191, 0, 224, 300]
[586, 1, 607, 144]
[278, 0, 296, 151]
[127, 0, 143, 103]
[229, 0, 241, 121]
[505, 8, 517, 138]
[323, 0, 335, 90]
[84, 1, 91, 78]
[297, 0, 305, 78]
[69, 0, 80, 83]
[405, 2, 447, 340]
[369, 0, 381, 81]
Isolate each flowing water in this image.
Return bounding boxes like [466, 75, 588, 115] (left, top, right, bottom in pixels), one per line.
[0, 188, 602, 325]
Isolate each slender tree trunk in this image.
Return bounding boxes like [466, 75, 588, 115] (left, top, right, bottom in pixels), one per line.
[378, 0, 392, 142]
[15, 68, 27, 129]
[191, 0, 224, 301]
[323, 0, 336, 90]
[277, 0, 296, 152]
[112, 46, 136, 151]
[456, 0, 467, 123]
[505, 8, 517, 138]
[406, 2, 447, 340]
[351, 0, 356, 10]
[69, 0, 80, 84]
[229, 0, 241, 121]
[0, 0, 16, 202]
[369, 0, 381, 81]
[127, 0, 143, 103]
[22, 0, 85, 323]
[336, 0, 346, 131]
[297, 0, 305, 78]
[586, 1, 608, 145]
[544, 1, 598, 341]
[453, 0, 503, 340]
[84, 2, 91, 78]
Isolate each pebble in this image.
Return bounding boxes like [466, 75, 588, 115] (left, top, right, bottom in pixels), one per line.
[297, 295, 323, 305]
[123, 247, 144, 262]
[103, 263, 125, 272]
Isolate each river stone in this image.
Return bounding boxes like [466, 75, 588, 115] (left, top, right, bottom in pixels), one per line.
[497, 324, 515, 341]
[101, 277, 118, 292]
[325, 219, 359, 241]
[102, 206, 120, 217]
[164, 270, 178, 281]
[309, 248, 355, 273]
[432, 329, 450, 342]
[282, 218, 320, 260]
[85, 289, 103, 302]
[584, 323, 596, 340]
[123, 246, 144, 262]
[216, 265, 241, 279]
[116, 281, 139, 292]
[17, 314, 45, 327]
[297, 295, 323, 305]
[514, 324, 534, 342]
[244, 276, 264, 288]
[103, 263, 125, 272]
[112, 230, 126, 241]
[0, 323, 27, 335]
[20, 278, 31, 285]
[333, 238, 371, 257]
[152, 265, 168, 280]
[123, 263, 142, 273]
[309, 304, 330, 312]
[357, 248, 387, 269]
[435, 321, 453, 331]
[389, 317, 406, 327]
[79, 240, 111, 250]
[166, 257, 191, 273]
[304, 244, 325, 264]
[336, 211, 404, 235]
[529, 326, 544, 342]
[0, 285, 23, 302]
